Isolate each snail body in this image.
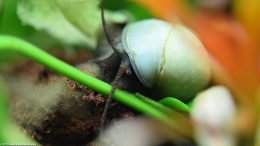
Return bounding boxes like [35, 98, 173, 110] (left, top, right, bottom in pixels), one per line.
[121, 19, 211, 101]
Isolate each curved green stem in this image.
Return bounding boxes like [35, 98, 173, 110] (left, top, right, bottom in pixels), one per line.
[0, 35, 179, 131]
[135, 93, 179, 115]
[0, 35, 156, 113]
[159, 97, 191, 113]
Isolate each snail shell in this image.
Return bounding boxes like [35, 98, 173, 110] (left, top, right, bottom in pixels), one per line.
[191, 86, 236, 146]
[121, 19, 211, 101]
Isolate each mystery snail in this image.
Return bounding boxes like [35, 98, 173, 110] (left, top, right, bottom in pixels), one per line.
[121, 19, 211, 101]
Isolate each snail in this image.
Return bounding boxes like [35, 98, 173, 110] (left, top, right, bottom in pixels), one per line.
[120, 19, 211, 101]
[191, 86, 236, 146]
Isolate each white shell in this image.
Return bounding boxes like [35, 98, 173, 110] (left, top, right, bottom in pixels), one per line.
[122, 19, 172, 87]
[122, 19, 211, 101]
[191, 86, 236, 146]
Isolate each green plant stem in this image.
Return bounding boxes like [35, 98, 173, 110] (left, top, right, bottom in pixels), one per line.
[0, 35, 179, 131]
[135, 93, 179, 115]
[159, 97, 191, 113]
[135, 93, 192, 137]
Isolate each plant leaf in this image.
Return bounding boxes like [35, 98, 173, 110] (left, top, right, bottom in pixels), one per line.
[54, 0, 127, 47]
[0, 0, 34, 38]
[17, 0, 127, 49]
[17, 0, 93, 48]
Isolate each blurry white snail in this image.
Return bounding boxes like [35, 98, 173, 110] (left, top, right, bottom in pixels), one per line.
[191, 86, 237, 146]
[121, 19, 211, 101]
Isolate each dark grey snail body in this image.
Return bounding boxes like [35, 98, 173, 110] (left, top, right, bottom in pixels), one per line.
[121, 19, 211, 101]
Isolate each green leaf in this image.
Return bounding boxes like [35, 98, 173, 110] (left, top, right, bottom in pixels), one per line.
[125, 2, 153, 20]
[54, 0, 127, 46]
[0, 0, 3, 9]
[17, 0, 93, 48]
[0, 0, 62, 52]
[17, 0, 127, 49]
[0, 0, 34, 38]
[103, 0, 153, 21]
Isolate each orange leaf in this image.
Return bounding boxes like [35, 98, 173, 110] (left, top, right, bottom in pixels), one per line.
[134, 0, 187, 21]
[188, 13, 259, 101]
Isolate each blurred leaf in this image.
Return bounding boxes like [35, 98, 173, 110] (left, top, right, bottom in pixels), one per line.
[0, 0, 34, 38]
[134, 0, 187, 21]
[0, 0, 22, 62]
[17, 0, 128, 49]
[54, 0, 127, 47]
[234, 0, 260, 45]
[17, 0, 93, 48]
[103, 0, 128, 10]
[104, 0, 153, 20]
[0, 0, 4, 11]
[0, 50, 20, 63]
[0, 0, 62, 58]
[188, 13, 259, 102]
[125, 2, 153, 20]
